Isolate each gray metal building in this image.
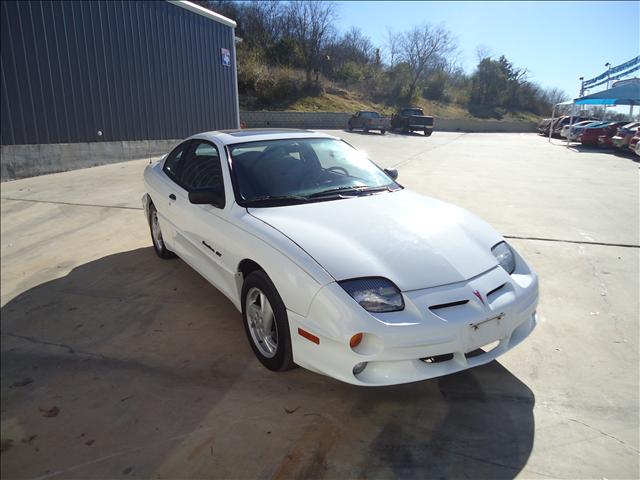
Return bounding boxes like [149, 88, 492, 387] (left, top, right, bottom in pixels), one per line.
[1, 0, 239, 180]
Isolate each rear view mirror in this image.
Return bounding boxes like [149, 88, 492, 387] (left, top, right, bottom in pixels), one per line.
[384, 168, 399, 180]
[189, 187, 225, 209]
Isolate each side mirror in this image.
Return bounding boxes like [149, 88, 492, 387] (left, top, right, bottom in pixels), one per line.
[384, 168, 399, 180]
[189, 187, 225, 208]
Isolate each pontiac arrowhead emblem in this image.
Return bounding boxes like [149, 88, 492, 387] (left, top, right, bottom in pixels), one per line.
[473, 290, 485, 305]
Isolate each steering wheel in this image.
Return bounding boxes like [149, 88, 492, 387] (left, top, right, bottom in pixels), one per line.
[326, 166, 349, 176]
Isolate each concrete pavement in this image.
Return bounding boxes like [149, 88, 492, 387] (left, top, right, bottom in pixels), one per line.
[1, 132, 638, 479]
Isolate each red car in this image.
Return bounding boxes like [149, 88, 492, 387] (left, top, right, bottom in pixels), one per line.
[598, 122, 639, 148]
[629, 131, 640, 154]
[611, 123, 640, 149]
[579, 121, 626, 146]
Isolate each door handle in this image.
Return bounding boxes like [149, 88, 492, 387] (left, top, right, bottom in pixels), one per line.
[169, 194, 176, 201]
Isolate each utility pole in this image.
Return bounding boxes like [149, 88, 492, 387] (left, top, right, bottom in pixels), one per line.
[579, 77, 585, 117]
[603, 62, 611, 121]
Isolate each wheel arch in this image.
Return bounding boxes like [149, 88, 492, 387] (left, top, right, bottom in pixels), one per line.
[235, 258, 266, 306]
[233, 249, 330, 318]
[238, 258, 263, 279]
[142, 193, 153, 225]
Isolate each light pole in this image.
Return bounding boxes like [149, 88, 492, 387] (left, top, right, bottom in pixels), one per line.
[578, 76, 585, 116]
[603, 62, 611, 121]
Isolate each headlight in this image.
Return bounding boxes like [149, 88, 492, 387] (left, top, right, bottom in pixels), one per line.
[492, 241, 516, 274]
[339, 277, 404, 313]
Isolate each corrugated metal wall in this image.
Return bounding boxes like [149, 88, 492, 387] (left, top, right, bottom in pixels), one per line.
[0, 0, 239, 145]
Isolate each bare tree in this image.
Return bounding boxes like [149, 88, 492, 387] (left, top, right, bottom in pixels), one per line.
[543, 87, 570, 106]
[475, 44, 493, 62]
[385, 27, 400, 67]
[397, 24, 457, 97]
[242, 1, 284, 47]
[341, 27, 374, 64]
[284, 1, 336, 84]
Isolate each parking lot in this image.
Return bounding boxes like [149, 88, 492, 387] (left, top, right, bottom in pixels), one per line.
[1, 131, 638, 479]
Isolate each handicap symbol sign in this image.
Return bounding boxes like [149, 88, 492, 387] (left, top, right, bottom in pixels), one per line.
[221, 48, 231, 67]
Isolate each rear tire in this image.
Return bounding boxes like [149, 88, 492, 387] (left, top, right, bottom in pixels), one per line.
[363, 125, 369, 133]
[241, 270, 295, 372]
[425, 129, 432, 137]
[380, 129, 386, 135]
[149, 203, 176, 259]
[348, 122, 353, 131]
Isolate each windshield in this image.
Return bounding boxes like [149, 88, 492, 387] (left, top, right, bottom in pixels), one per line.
[360, 111, 380, 118]
[228, 138, 399, 206]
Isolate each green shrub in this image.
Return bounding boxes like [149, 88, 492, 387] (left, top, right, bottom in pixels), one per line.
[237, 47, 267, 93]
[334, 61, 365, 83]
[423, 72, 448, 101]
[255, 68, 306, 103]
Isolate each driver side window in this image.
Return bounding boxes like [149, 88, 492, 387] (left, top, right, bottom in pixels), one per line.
[163, 141, 190, 181]
[176, 141, 225, 208]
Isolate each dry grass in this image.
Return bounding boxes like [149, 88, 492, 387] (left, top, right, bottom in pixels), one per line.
[240, 76, 541, 121]
[287, 91, 394, 115]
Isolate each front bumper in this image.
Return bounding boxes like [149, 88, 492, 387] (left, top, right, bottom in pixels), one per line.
[611, 137, 629, 148]
[289, 253, 538, 386]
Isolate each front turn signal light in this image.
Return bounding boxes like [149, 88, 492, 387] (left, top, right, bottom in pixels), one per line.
[350, 333, 364, 348]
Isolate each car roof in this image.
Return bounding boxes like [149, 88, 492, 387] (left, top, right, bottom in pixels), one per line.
[187, 129, 339, 145]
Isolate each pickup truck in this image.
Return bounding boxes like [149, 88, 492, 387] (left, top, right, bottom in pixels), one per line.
[391, 108, 434, 136]
[347, 111, 390, 134]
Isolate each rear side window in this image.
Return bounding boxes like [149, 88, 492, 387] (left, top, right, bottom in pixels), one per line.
[163, 141, 190, 180]
[178, 141, 224, 193]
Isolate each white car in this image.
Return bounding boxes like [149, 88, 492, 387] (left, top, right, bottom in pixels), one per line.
[143, 129, 539, 386]
[561, 120, 598, 140]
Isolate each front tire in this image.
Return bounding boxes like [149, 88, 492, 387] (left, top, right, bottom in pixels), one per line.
[241, 270, 295, 372]
[347, 122, 353, 131]
[380, 129, 386, 135]
[148, 203, 175, 259]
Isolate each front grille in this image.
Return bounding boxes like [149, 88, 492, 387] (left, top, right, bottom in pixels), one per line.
[487, 283, 506, 297]
[429, 299, 469, 311]
[421, 353, 454, 363]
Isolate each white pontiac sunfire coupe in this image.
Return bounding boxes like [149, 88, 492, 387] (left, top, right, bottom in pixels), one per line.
[143, 129, 539, 386]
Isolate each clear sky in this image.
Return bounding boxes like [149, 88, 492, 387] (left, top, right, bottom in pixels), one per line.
[334, 1, 640, 98]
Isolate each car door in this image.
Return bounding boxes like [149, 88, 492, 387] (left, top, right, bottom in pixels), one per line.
[170, 139, 237, 300]
[152, 140, 193, 248]
[353, 112, 362, 129]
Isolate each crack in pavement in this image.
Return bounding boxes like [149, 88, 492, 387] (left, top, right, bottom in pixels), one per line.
[29, 425, 222, 480]
[2, 332, 107, 359]
[566, 417, 640, 454]
[440, 448, 555, 479]
[503, 235, 639, 249]
[0, 197, 142, 210]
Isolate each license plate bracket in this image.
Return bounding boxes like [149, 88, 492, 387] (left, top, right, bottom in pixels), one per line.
[465, 313, 505, 351]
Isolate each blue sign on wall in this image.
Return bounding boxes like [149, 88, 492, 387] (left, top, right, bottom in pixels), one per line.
[221, 48, 231, 67]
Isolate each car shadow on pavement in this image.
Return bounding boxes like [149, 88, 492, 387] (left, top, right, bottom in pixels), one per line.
[568, 144, 640, 162]
[342, 129, 386, 136]
[1, 247, 535, 479]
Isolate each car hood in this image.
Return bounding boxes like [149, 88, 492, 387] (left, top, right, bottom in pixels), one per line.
[248, 189, 503, 291]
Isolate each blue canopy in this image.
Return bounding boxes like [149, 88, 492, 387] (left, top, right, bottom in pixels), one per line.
[574, 79, 640, 106]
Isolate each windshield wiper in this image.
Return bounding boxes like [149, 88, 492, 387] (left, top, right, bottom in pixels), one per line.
[308, 185, 391, 198]
[243, 194, 308, 206]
